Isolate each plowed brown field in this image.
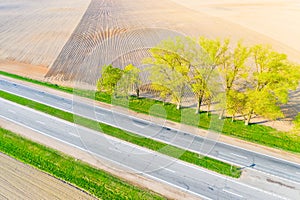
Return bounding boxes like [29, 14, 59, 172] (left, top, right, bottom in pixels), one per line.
[0, 153, 96, 200]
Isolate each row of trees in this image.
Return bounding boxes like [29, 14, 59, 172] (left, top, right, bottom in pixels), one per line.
[97, 36, 300, 125]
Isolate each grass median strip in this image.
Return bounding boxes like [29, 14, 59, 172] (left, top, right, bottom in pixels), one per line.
[1, 71, 299, 153]
[0, 127, 165, 200]
[0, 90, 241, 178]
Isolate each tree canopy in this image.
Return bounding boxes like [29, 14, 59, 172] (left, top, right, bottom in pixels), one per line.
[116, 64, 141, 97]
[242, 45, 300, 125]
[143, 37, 192, 109]
[97, 65, 123, 95]
[97, 36, 300, 125]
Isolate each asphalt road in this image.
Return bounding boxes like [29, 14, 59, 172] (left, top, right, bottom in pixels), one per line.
[0, 78, 300, 184]
[0, 98, 286, 200]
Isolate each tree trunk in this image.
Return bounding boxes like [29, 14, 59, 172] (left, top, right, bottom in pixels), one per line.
[232, 114, 235, 122]
[207, 100, 211, 116]
[245, 111, 253, 125]
[136, 88, 140, 98]
[177, 102, 181, 110]
[219, 109, 225, 119]
[195, 94, 203, 114]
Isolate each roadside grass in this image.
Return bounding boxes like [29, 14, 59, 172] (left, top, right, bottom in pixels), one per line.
[1, 71, 299, 153]
[0, 127, 165, 200]
[0, 71, 74, 94]
[0, 90, 241, 178]
[124, 96, 300, 153]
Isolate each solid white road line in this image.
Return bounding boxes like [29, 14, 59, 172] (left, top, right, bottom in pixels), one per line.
[223, 189, 243, 198]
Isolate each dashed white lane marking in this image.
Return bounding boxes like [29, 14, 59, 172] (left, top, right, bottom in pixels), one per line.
[133, 123, 147, 128]
[95, 111, 105, 116]
[164, 168, 176, 173]
[36, 120, 45, 125]
[223, 189, 243, 198]
[34, 93, 43, 97]
[8, 109, 16, 114]
[109, 147, 122, 153]
[230, 153, 248, 160]
[270, 166, 288, 171]
[68, 132, 80, 138]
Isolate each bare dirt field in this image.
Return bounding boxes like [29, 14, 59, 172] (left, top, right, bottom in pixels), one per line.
[0, 153, 96, 200]
[171, 0, 300, 54]
[1, 0, 299, 81]
[45, 0, 300, 83]
[0, 0, 90, 77]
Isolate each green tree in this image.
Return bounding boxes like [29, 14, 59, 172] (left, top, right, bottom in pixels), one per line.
[218, 41, 250, 119]
[193, 37, 229, 114]
[190, 62, 220, 114]
[226, 90, 247, 121]
[243, 45, 300, 125]
[97, 65, 123, 96]
[144, 37, 191, 109]
[198, 37, 230, 67]
[116, 64, 141, 97]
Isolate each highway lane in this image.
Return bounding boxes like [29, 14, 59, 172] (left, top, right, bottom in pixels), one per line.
[0, 78, 300, 183]
[0, 98, 286, 200]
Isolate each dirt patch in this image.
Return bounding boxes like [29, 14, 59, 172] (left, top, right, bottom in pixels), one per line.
[0, 61, 47, 81]
[0, 153, 96, 200]
[266, 178, 295, 189]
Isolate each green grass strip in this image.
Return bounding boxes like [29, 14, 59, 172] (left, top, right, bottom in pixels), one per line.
[0, 90, 241, 178]
[0, 127, 165, 200]
[0, 71, 74, 93]
[1, 70, 298, 153]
